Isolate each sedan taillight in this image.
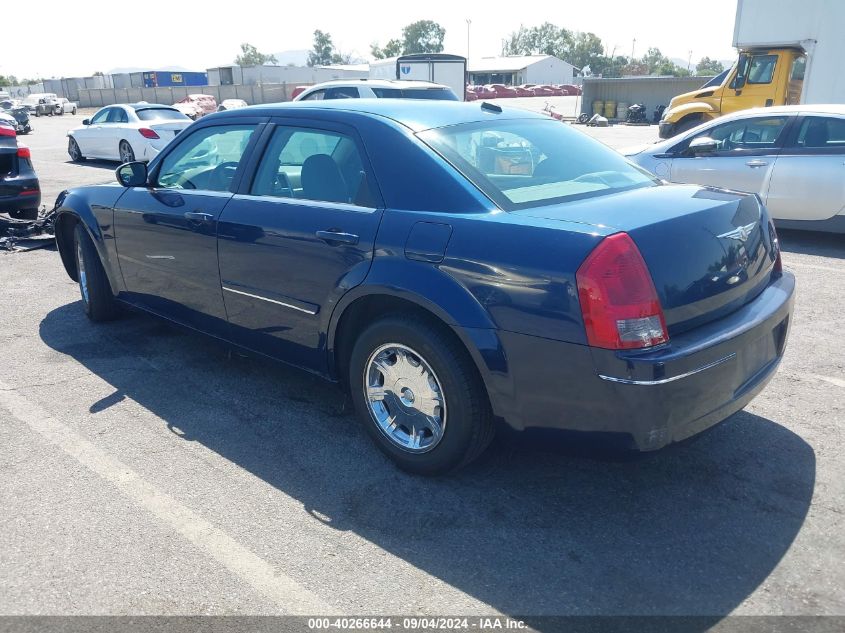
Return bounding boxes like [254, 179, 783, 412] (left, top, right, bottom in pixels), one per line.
[138, 128, 160, 139]
[17, 146, 31, 159]
[576, 232, 669, 350]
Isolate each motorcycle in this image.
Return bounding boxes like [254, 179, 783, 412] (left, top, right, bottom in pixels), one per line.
[626, 103, 649, 124]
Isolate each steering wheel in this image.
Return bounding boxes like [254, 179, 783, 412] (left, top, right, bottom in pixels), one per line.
[208, 162, 239, 192]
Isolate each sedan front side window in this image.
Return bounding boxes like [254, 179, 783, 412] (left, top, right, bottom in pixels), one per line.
[156, 125, 256, 192]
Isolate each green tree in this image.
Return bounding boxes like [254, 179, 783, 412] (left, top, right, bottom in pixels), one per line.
[567, 32, 604, 71]
[400, 20, 445, 55]
[503, 23, 571, 59]
[0, 75, 18, 87]
[696, 57, 725, 76]
[308, 30, 337, 67]
[235, 43, 278, 67]
[370, 38, 402, 60]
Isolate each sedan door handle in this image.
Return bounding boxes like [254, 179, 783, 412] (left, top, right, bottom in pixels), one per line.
[184, 211, 214, 222]
[746, 160, 768, 168]
[316, 230, 359, 246]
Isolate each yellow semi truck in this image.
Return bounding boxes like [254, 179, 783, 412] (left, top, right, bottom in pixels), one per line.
[658, 0, 844, 139]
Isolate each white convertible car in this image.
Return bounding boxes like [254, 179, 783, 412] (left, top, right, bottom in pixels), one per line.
[625, 105, 845, 233]
[67, 103, 192, 164]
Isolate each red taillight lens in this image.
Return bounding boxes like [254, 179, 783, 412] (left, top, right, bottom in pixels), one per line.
[17, 146, 31, 159]
[576, 232, 669, 350]
[0, 126, 16, 137]
[20, 188, 39, 196]
[138, 128, 160, 139]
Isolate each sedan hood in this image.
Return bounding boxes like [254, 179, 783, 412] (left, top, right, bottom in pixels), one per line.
[513, 184, 780, 333]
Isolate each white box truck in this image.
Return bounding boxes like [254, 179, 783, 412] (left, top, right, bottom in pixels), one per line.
[369, 54, 467, 101]
[659, 0, 845, 137]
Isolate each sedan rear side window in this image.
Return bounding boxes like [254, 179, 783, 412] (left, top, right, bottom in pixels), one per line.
[251, 126, 375, 206]
[419, 119, 656, 210]
[793, 116, 845, 150]
[157, 125, 255, 192]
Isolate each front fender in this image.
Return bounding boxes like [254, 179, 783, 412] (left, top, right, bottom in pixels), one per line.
[53, 186, 126, 296]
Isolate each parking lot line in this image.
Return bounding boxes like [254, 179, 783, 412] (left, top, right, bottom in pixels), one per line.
[0, 379, 334, 615]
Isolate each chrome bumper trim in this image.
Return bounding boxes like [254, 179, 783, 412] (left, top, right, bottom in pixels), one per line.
[598, 353, 736, 386]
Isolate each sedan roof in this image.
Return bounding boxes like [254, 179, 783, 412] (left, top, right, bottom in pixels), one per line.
[212, 99, 547, 132]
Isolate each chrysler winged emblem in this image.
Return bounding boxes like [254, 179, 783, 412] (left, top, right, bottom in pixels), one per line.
[718, 222, 757, 242]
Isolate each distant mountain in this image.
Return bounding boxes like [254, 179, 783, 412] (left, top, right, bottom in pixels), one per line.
[271, 50, 310, 66]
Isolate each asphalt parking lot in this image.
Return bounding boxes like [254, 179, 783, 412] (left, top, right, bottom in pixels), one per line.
[1, 108, 844, 621]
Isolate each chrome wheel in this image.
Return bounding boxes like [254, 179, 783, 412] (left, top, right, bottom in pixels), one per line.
[76, 237, 89, 306]
[119, 142, 134, 163]
[364, 344, 446, 453]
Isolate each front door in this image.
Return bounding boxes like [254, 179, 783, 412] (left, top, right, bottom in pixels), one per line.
[217, 120, 384, 372]
[670, 114, 791, 196]
[114, 122, 260, 334]
[720, 53, 783, 115]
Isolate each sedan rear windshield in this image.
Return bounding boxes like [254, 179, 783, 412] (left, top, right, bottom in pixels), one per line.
[372, 88, 458, 101]
[418, 119, 657, 210]
[135, 108, 190, 121]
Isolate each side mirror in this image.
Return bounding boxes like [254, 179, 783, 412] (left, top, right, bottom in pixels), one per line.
[734, 53, 749, 89]
[82, 118, 90, 126]
[688, 137, 718, 154]
[116, 161, 148, 187]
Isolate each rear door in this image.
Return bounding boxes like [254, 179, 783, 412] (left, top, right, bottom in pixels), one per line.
[765, 114, 845, 221]
[670, 114, 792, 195]
[217, 118, 384, 372]
[113, 121, 262, 335]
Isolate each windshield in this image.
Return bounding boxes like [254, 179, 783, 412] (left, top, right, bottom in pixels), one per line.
[418, 119, 657, 210]
[135, 108, 190, 121]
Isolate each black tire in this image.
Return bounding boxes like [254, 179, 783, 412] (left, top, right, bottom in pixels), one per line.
[74, 223, 120, 322]
[348, 314, 494, 475]
[68, 137, 84, 162]
[119, 140, 135, 163]
[8, 208, 38, 220]
[674, 115, 703, 136]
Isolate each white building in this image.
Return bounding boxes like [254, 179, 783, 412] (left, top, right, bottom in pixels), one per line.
[468, 55, 577, 86]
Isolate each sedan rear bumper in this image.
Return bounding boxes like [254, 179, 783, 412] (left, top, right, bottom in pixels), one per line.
[486, 272, 795, 450]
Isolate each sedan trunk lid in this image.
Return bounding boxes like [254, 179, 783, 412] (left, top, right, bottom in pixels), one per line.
[513, 184, 780, 334]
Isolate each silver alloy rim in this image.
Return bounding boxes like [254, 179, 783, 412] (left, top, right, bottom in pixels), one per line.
[76, 238, 89, 305]
[120, 143, 132, 163]
[69, 140, 79, 160]
[364, 344, 446, 453]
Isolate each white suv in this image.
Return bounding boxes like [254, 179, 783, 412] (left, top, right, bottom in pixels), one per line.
[293, 80, 458, 102]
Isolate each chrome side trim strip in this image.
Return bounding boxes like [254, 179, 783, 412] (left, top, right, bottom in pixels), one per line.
[598, 353, 737, 386]
[222, 286, 317, 315]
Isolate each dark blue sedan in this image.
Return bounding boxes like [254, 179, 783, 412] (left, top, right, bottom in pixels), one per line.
[52, 100, 795, 474]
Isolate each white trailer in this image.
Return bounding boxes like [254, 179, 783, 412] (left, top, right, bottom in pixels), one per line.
[734, 0, 845, 104]
[369, 54, 467, 101]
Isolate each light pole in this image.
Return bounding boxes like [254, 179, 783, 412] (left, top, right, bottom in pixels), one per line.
[466, 19, 471, 60]
[631, 37, 637, 62]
